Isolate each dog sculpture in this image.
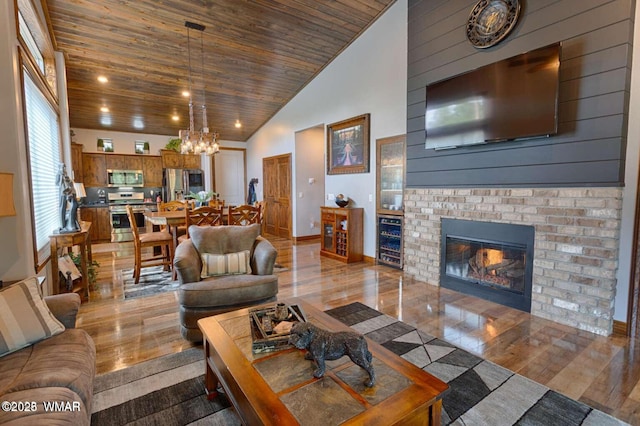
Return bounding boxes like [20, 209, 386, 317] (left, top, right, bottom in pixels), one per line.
[289, 322, 375, 387]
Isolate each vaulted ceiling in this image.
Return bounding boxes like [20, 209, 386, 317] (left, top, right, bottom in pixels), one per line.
[44, 0, 396, 141]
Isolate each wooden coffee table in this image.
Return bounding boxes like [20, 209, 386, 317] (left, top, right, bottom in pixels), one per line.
[198, 298, 448, 425]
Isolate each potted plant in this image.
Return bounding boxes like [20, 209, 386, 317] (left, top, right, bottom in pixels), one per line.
[97, 138, 104, 151]
[189, 190, 217, 207]
[143, 141, 150, 154]
[69, 252, 100, 291]
[165, 138, 182, 152]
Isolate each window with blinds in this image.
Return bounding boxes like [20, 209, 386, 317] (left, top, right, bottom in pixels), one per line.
[23, 70, 61, 262]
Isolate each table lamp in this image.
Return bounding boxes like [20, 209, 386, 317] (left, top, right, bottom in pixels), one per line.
[74, 182, 87, 200]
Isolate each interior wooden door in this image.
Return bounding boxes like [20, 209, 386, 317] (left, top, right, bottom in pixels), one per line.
[263, 154, 291, 239]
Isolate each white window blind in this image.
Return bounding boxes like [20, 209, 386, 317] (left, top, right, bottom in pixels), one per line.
[23, 70, 61, 253]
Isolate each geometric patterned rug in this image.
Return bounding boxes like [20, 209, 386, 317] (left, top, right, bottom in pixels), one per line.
[325, 302, 629, 426]
[90, 302, 629, 425]
[121, 266, 179, 299]
[91, 347, 239, 425]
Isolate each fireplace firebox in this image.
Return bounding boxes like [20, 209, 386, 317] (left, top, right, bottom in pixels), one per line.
[440, 218, 534, 312]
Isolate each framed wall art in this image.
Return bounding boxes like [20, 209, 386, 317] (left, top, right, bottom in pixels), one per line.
[326, 113, 370, 175]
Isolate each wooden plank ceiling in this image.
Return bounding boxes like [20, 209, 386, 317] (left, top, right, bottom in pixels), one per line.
[44, 0, 396, 141]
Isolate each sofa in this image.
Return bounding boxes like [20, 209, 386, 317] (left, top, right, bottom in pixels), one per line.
[174, 223, 279, 342]
[0, 280, 96, 425]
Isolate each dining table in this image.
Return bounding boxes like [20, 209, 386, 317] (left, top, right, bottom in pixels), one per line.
[144, 210, 187, 279]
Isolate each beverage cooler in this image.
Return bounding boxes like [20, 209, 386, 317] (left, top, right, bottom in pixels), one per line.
[378, 215, 403, 268]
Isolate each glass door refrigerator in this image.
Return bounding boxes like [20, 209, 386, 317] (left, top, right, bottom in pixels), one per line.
[376, 135, 405, 269]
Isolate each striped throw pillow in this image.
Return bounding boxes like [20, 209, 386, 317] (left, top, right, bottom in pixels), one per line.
[0, 277, 65, 357]
[201, 250, 252, 278]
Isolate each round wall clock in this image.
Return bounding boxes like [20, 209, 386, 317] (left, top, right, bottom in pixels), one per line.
[466, 0, 521, 49]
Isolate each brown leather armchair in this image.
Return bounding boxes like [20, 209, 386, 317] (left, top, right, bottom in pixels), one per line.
[173, 223, 278, 342]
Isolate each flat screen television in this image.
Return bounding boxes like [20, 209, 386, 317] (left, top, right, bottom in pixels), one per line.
[425, 43, 560, 150]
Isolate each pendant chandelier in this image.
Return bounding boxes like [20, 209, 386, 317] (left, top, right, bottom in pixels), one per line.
[179, 21, 220, 155]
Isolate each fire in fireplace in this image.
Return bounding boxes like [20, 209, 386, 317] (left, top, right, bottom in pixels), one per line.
[440, 219, 534, 312]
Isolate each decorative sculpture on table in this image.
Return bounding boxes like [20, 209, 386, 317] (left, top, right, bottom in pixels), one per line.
[56, 163, 80, 233]
[289, 322, 376, 387]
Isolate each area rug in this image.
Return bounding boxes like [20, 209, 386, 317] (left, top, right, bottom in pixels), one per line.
[121, 266, 179, 299]
[91, 303, 628, 425]
[91, 347, 239, 425]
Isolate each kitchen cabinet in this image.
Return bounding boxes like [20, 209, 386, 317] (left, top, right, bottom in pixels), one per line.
[161, 149, 201, 169]
[320, 206, 363, 263]
[80, 153, 161, 187]
[70, 143, 83, 183]
[82, 153, 107, 187]
[125, 155, 143, 170]
[376, 135, 405, 268]
[105, 154, 126, 170]
[105, 154, 143, 170]
[183, 153, 201, 169]
[143, 156, 163, 187]
[79, 206, 111, 242]
[161, 150, 182, 168]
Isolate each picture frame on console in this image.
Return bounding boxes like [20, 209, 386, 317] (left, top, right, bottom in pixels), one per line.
[326, 113, 370, 175]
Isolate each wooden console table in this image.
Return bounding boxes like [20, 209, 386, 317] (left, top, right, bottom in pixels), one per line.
[49, 221, 92, 302]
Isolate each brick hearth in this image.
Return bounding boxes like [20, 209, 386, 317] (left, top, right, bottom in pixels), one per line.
[403, 188, 623, 336]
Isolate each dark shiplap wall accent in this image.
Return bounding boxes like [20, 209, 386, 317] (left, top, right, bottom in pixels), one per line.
[406, 0, 634, 188]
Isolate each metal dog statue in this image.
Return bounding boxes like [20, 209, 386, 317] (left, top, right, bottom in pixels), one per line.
[289, 322, 375, 387]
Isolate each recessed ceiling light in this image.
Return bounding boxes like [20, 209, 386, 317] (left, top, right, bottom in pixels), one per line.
[182, 90, 190, 97]
[97, 76, 108, 83]
[234, 120, 242, 128]
[133, 117, 144, 129]
[172, 114, 180, 121]
[100, 106, 109, 113]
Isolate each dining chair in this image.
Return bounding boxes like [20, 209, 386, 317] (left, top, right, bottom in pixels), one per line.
[208, 198, 225, 209]
[158, 200, 191, 212]
[158, 200, 191, 236]
[228, 204, 262, 226]
[179, 206, 225, 243]
[126, 205, 173, 284]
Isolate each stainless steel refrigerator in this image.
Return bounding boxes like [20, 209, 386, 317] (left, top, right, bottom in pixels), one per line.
[162, 168, 204, 201]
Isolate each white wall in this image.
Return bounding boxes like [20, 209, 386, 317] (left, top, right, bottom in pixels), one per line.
[295, 126, 325, 237]
[246, 0, 408, 257]
[0, 0, 36, 281]
[72, 128, 245, 155]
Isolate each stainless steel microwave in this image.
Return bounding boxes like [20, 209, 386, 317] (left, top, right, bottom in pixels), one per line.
[107, 169, 144, 187]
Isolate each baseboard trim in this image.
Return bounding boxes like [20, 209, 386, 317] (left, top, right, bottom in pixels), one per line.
[292, 235, 320, 245]
[613, 320, 627, 337]
[363, 255, 375, 263]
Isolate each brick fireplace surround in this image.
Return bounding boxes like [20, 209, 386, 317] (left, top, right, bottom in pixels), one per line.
[403, 188, 623, 336]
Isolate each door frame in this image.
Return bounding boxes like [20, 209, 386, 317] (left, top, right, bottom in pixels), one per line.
[263, 153, 292, 239]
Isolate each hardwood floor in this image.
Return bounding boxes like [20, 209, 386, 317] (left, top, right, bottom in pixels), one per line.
[78, 236, 640, 424]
